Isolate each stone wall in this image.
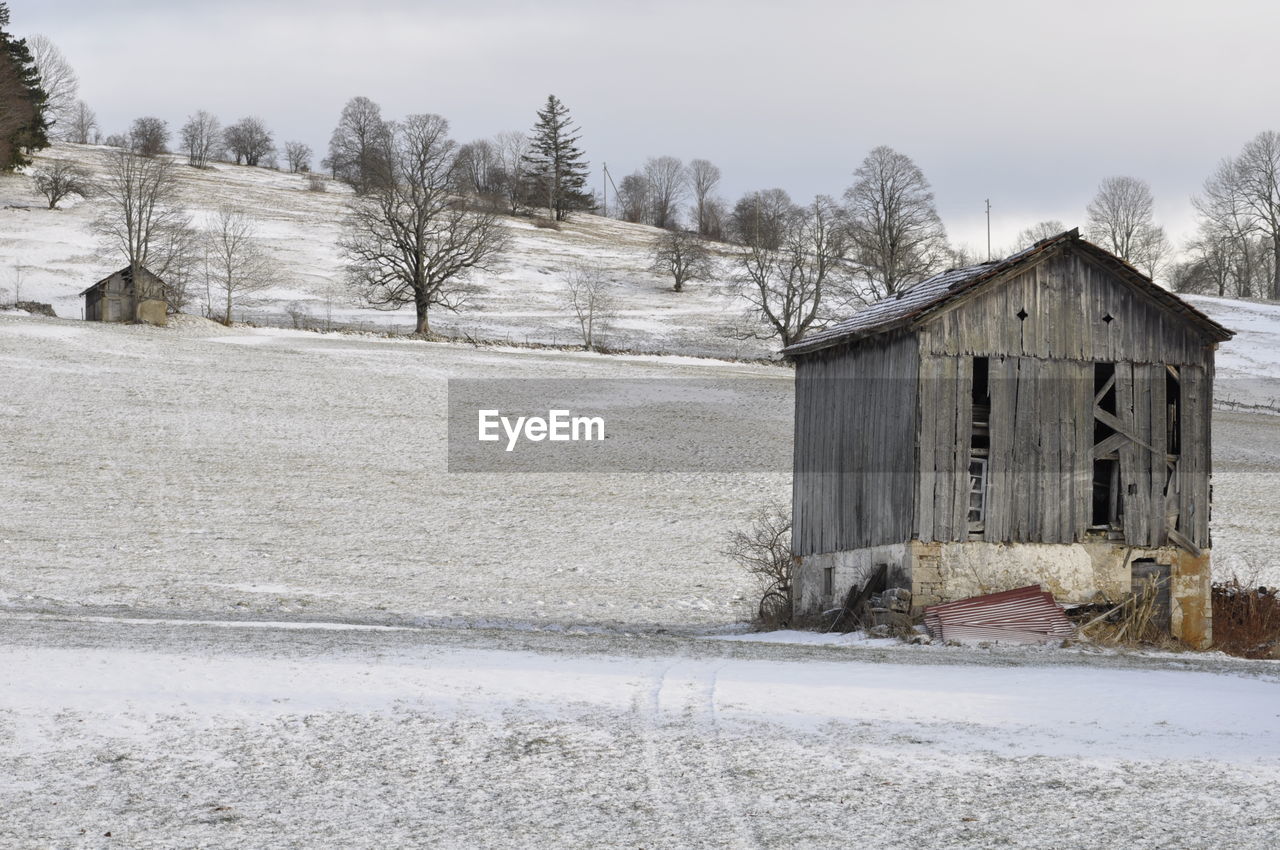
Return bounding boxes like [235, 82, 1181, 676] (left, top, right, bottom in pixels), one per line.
[794, 540, 1212, 647]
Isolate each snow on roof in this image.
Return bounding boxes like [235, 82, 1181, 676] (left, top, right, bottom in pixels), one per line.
[782, 229, 1233, 357]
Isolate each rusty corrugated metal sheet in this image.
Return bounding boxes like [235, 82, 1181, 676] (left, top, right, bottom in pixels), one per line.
[924, 585, 1075, 645]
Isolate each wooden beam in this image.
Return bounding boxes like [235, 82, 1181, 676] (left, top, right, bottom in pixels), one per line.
[1167, 523, 1202, 557]
[1093, 406, 1159, 455]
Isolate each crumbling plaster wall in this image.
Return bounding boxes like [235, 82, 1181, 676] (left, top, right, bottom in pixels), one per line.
[794, 541, 1212, 647]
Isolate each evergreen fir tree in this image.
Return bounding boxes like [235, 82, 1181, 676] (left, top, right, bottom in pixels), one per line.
[0, 2, 48, 171]
[523, 95, 591, 221]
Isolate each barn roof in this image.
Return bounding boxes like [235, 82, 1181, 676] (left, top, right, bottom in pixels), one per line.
[80, 265, 163, 297]
[781, 228, 1234, 357]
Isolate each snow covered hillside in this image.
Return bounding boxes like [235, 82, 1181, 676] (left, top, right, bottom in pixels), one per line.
[0, 142, 765, 358]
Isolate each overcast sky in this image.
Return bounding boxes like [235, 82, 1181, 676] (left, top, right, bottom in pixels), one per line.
[12, 0, 1280, 252]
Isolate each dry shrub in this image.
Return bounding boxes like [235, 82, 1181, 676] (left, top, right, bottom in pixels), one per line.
[1077, 577, 1172, 647]
[1213, 579, 1280, 658]
[724, 503, 792, 628]
[306, 173, 327, 192]
[533, 217, 561, 231]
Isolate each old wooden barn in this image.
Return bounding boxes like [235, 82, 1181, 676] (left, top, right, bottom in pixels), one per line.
[81, 266, 168, 326]
[783, 229, 1234, 647]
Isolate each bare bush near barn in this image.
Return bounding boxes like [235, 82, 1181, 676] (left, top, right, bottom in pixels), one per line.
[1213, 578, 1280, 658]
[723, 503, 793, 627]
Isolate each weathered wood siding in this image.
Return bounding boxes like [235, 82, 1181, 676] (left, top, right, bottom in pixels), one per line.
[917, 355, 1212, 550]
[792, 333, 918, 557]
[918, 248, 1213, 368]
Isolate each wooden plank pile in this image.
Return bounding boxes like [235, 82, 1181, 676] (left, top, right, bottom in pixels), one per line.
[924, 585, 1075, 645]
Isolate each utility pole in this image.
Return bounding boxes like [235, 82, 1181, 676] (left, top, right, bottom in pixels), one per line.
[602, 162, 608, 218]
[985, 199, 992, 261]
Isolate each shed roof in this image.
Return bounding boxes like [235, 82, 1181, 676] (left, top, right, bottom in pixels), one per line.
[80, 265, 163, 297]
[782, 229, 1234, 357]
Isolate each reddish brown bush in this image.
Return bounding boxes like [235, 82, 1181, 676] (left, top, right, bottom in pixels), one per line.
[1212, 580, 1280, 658]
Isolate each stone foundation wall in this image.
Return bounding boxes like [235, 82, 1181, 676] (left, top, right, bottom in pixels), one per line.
[794, 540, 1212, 647]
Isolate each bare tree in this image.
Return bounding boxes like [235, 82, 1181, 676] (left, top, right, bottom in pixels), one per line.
[93, 149, 191, 306]
[1236, 131, 1280, 300]
[284, 141, 312, 173]
[1194, 158, 1262, 299]
[644, 155, 686, 229]
[650, 229, 715, 292]
[701, 196, 727, 242]
[1015, 219, 1067, 249]
[67, 100, 96, 145]
[736, 195, 852, 347]
[730, 188, 793, 250]
[617, 171, 650, 223]
[32, 158, 93, 208]
[563, 262, 618, 350]
[340, 113, 509, 335]
[689, 158, 722, 237]
[455, 138, 501, 203]
[326, 96, 389, 193]
[27, 34, 78, 138]
[844, 146, 948, 298]
[180, 110, 222, 168]
[204, 206, 275, 323]
[1084, 176, 1157, 262]
[1133, 225, 1172, 281]
[223, 116, 273, 167]
[493, 130, 529, 215]
[128, 116, 169, 157]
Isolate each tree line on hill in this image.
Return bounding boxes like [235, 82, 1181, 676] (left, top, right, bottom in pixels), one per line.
[3, 2, 1280, 348]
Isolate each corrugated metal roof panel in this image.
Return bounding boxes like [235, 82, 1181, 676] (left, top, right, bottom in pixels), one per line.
[924, 585, 1075, 645]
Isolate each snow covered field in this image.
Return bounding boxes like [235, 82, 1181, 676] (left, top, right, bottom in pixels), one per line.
[3, 614, 1280, 849]
[1, 304, 1276, 627]
[0, 312, 792, 629]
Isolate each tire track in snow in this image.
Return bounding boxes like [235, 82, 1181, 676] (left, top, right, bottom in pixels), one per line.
[632, 660, 682, 844]
[696, 662, 761, 849]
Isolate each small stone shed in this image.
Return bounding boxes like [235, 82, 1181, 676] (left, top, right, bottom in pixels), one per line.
[783, 229, 1234, 647]
[81, 266, 168, 326]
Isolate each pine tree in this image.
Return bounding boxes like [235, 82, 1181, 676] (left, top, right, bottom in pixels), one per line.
[523, 95, 591, 221]
[0, 2, 49, 171]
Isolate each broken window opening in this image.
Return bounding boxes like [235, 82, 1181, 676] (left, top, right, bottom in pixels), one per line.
[822, 566, 833, 597]
[1092, 459, 1121, 528]
[1166, 365, 1181, 456]
[1091, 362, 1123, 532]
[968, 357, 990, 533]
